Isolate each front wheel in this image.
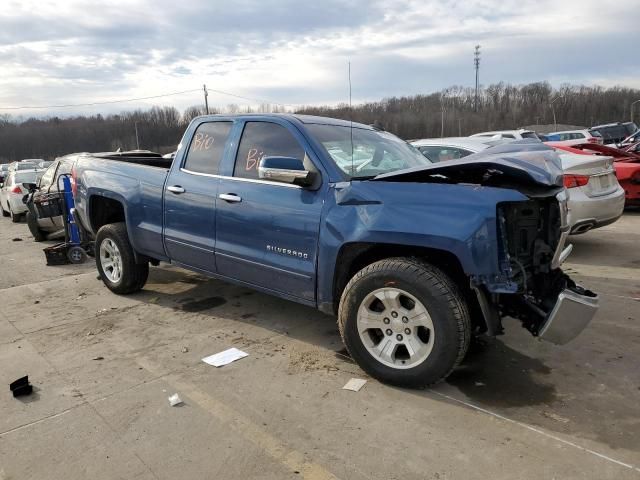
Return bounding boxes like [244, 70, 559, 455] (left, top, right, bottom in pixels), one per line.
[1, 202, 9, 217]
[95, 222, 149, 294]
[338, 258, 471, 388]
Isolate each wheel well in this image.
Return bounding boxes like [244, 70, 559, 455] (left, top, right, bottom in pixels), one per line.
[333, 242, 484, 330]
[89, 196, 125, 233]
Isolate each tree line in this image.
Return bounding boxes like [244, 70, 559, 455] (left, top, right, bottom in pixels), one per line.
[1, 82, 639, 162]
[298, 82, 640, 140]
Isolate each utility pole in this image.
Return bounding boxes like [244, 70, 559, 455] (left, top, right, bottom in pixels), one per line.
[203, 84, 209, 114]
[134, 121, 140, 150]
[474, 45, 481, 112]
[631, 99, 640, 124]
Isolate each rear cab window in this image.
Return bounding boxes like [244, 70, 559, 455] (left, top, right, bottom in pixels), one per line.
[183, 122, 233, 175]
[233, 122, 305, 180]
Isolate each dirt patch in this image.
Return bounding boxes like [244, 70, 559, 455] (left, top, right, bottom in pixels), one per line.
[288, 347, 342, 374]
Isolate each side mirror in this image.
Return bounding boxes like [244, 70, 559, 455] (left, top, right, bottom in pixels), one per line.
[259, 156, 314, 186]
[23, 182, 38, 192]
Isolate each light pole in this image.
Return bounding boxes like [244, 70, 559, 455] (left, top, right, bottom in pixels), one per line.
[550, 96, 562, 132]
[631, 99, 640, 124]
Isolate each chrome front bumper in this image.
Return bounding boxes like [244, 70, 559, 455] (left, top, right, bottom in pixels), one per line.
[550, 190, 572, 269]
[538, 286, 599, 345]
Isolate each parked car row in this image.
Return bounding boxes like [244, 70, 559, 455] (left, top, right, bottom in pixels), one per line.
[410, 133, 632, 234]
[0, 160, 48, 222]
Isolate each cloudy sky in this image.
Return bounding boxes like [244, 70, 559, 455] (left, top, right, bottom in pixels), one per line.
[0, 0, 637, 117]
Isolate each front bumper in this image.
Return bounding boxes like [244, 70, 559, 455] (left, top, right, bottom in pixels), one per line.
[538, 285, 599, 345]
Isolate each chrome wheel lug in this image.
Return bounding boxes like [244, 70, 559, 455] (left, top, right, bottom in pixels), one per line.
[386, 329, 393, 336]
[391, 311, 398, 318]
[396, 334, 403, 341]
[402, 316, 409, 323]
[404, 328, 411, 335]
[383, 317, 390, 324]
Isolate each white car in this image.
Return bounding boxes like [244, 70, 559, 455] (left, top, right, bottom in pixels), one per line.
[559, 153, 625, 234]
[546, 129, 603, 146]
[0, 169, 41, 222]
[410, 138, 624, 234]
[411, 137, 506, 162]
[470, 129, 540, 140]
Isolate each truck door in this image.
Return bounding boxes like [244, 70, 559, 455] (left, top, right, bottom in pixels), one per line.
[215, 120, 323, 302]
[163, 121, 232, 273]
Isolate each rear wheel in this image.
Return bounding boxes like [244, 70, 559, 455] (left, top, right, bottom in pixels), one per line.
[1, 202, 9, 217]
[27, 212, 47, 241]
[338, 258, 471, 388]
[95, 222, 148, 294]
[10, 207, 22, 223]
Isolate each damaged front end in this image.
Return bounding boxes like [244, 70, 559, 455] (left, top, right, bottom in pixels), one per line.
[373, 141, 599, 344]
[494, 190, 598, 345]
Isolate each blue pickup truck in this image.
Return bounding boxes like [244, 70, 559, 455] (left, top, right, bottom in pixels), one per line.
[72, 114, 598, 387]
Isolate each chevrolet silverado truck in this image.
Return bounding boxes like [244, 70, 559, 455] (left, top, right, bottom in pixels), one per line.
[72, 114, 598, 388]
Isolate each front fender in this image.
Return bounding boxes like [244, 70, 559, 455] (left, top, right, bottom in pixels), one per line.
[316, 181, 529, 308]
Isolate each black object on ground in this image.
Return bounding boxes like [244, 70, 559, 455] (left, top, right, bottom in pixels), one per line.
[12, 238, 22, 242]
[10, 376, 33, 397]
[43, 243, 71, 265]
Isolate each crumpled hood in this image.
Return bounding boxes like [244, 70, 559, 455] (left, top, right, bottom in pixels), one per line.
[374, 140, 564, 190]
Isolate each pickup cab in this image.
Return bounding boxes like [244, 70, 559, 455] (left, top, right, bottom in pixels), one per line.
[72, 114, 598, 388]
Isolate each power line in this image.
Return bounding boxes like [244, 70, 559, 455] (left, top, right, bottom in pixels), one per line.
[204, 87, 298, 108]
[0, 88, 202, 111]
[0, 86, 298, 111]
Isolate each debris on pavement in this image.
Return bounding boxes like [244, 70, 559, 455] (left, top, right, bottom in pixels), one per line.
[202, 347, 248, 367]
[181, 346, 189, 353]
[92, 356, 104, 361]
[10, 376, 33, 397]
[542, 411, 570, 423]
[168, 393, 183, 406]
[342, 378, 367, 392]
[12, 238, 22, 242]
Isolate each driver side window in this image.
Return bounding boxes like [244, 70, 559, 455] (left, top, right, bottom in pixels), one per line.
[234, 122, 305, 180]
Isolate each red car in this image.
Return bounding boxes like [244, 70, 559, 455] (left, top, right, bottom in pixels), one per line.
[549, 142, 640, 207]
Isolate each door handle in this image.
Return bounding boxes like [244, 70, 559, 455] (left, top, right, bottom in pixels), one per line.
[167, 185, 185, 194]
[219, 193, 242, 203]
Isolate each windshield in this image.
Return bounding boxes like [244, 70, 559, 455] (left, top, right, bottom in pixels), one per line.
[15, 171, 39, 183]
[520, 131, 540, 140]
[17, 162, 38, 170]
[306, 124, 432, 178]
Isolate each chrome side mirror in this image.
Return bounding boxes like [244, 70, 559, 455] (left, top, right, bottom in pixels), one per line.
[258, 156, 314, 186]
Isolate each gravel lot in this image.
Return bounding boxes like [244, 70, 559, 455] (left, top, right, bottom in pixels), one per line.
[1, 211, 639, 479]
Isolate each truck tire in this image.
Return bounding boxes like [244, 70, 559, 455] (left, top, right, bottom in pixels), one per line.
[95, 222, 148, 294]
[27, 212, 46, 242]
[338, 258, 471, 388]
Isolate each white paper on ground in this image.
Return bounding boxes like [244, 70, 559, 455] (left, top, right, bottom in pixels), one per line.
[202, 347, 249, 367]
[168, 393, 183, 406]
[342, 378, 367, 392]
